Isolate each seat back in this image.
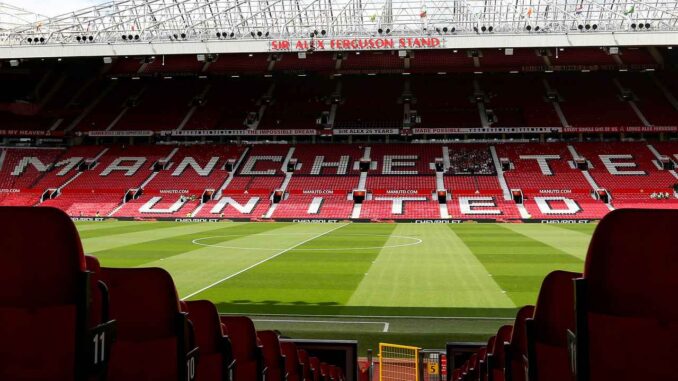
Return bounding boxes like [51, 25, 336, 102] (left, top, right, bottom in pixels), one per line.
[580, 209, 678, 380]
[320, 362, 331, 381]
[221, 316, 262, 381]
[507, 305, 534, 381]
[489, 325, 513, 381]
[85, 255, 104, 326]
[257, 330, 286, 381]
[479, 336, 497, 381]
[101, 267, 191, 381]
[0, 206, 88, 381]
[280, 341, 301, 381]
[186, 300, 227, 381]
[298, 349, 313, 381]
[528, 270, 580, 381]
[309, 356, 321, 381]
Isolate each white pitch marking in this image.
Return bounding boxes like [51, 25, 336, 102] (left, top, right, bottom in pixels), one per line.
[252, 318, 390, 333]
[182, 223, 349, 300]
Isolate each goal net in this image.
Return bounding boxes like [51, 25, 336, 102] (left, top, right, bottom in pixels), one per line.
[379, 343, 420, 381]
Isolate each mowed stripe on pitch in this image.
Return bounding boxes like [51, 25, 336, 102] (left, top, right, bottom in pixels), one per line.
[78, 221, 185, 239]
[189, 223, 392, 305]
[501, 224, 593, 260]
[75, 220, 156, 232]
[348, 224, 515, 308]
[160, 223, 353, 299]
[452, 224, 584, 307]
[87, 222, 288, 268]
[80, 222, 247, 254]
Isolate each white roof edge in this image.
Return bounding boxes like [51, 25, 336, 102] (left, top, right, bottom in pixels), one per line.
[0, 31, 674, 60]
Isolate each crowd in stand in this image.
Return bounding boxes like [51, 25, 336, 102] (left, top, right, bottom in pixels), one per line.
[448, 147, 495, 175]
[651, 192, 672, 200]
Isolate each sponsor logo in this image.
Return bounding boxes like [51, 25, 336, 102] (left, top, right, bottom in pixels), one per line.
[540, 219, 592, 224]
[0, 189, 20, 193]
[291, 219, 340, 223]
[538, 189, 573, 194]
[302, 190, 334, 194]
[173, 218, 222, 222]
[71, 217, 106, 222]
[160, 189, 190, 194]
[414, 220, 460, 224]
[386, 190, 419, 194]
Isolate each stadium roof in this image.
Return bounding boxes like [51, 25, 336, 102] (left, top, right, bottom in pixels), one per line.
[0, 3, 45, 31]
[1, 0, 678, 59]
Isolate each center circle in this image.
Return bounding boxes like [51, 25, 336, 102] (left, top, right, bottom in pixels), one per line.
[192, 233, 423, 251]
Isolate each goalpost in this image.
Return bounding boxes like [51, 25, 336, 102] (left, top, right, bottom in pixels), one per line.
[379, 343, 420, 381]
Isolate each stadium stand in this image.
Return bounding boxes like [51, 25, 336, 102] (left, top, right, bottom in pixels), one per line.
[0, 141, 675, 220]
[7, 2, 678, 380]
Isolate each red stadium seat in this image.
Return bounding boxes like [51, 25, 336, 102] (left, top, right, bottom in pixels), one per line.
[257, 330, 286, 381]
[298, 349, 314, 381]
[571, 209, 678, 381]
[309, 356, 322, 381]
[504, 305, 534, 381]
[100, 267, 198, 381]
[525, 271, 580, 381]
[483, 336, 496, 381]
[466, 352, 479, 381]
[329, 364, 344, 381]
[186, 300, 233, 381]
[488, 325, 513, 381]
[280, 341, 302, 381]
[220, 316, 265, 381]
[0, 207, 114, 381]
[477, 347, 488, 381]
[320, 362, 330, 381]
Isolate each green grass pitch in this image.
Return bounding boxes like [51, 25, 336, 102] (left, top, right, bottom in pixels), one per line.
[77, 221, 595, 353]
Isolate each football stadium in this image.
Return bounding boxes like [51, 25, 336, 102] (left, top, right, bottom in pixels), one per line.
[0, 0, 677, 380]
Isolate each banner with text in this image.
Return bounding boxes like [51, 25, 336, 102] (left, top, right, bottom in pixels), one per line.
[168, 129, 317, 137]
[270, 37, 444, 52]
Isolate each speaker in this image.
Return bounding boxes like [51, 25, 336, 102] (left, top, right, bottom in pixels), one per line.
[353, 189, 366, 204]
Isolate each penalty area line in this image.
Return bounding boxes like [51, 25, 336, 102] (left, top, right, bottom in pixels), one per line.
[182, 223, 350, 300]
